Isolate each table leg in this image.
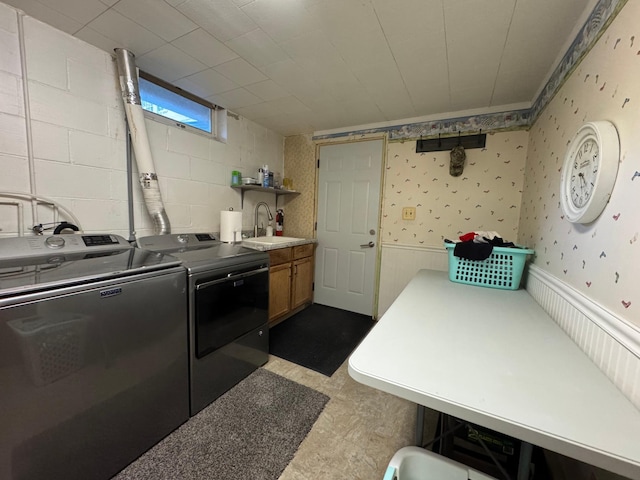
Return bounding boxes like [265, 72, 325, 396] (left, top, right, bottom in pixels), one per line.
[415, 404, 425, 446]
[517, 441, 533, 480]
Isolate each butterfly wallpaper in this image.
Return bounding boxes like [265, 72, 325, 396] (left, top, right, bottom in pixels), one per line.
[518, 4, 639, 324]
[381, 131, 529, 249]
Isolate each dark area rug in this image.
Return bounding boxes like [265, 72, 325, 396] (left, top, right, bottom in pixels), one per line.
[269, 303, 375, 377]
[112, 369, 329, 480]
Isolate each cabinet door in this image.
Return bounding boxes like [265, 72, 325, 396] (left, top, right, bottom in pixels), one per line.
[269, 262, 291, 321]
[291, 256, 314, 310]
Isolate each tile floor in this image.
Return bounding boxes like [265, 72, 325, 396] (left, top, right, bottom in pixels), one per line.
[263, 355, 435, 480]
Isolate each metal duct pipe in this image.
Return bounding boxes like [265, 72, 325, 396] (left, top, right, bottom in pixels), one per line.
[114, 48, 171, 235]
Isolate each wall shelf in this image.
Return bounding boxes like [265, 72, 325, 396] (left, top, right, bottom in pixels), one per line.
[231, 185, 300, 208]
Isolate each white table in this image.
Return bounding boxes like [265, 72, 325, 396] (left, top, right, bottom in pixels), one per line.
[349, 270, 640, 480]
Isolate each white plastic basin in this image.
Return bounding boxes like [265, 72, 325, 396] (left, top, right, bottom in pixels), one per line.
[243, 236, 302, 245]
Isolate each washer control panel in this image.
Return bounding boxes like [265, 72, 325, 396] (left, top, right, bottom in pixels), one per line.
[0, 234, 131, 260]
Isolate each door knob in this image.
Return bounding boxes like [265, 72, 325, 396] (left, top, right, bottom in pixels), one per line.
[360, 241, 375, 248]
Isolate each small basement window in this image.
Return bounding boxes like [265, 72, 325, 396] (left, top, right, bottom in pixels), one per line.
[138, 71, 227, 142]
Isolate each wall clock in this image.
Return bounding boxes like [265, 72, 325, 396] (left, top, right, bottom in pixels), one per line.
[560, 120, 620, 224]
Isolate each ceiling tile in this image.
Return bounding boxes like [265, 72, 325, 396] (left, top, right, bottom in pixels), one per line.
[244, 80, 289, 101]
[372, 0, 444, 45]
[27, 0, 108, 25]
[278, 29, 341, 70]
[375, 92, 417, 121]
[264, 96, 312, 116]
[10, 0, 596, 136]
[211, 87, 263, 109]
[75, 26, 120, 55]
[3, 0, 82, 34]
[491, 68, 539, 106]
[448, 86, 493, 111]
[352, 61, 407, 97]
[240, 0, 322, 43]
[113, 0, 198, 42]
[235, 102, 277, 119]
[225, 28, 289, 67]
[307, 0, 380, 38]
[498, 0, 592, 90]
[174, 68, 239, 97]
[259, 59, 324, 97]
[331, 27, 396, 72]
[214, 57, 267, 86]
[444, 0, 514, 92]
[172, 29, 238, 67]
[84, 9, 165, 55]
[136, 44, 207, 82]
[176, 0, 257, 42]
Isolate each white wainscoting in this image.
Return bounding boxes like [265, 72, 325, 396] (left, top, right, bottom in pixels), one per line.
[526, 264, 640, 410]
[377, 244, 448, 317]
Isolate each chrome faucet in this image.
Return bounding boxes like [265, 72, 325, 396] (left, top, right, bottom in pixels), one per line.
[254, 202, 273, 237]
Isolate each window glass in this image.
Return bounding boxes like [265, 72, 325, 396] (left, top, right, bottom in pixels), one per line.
[139, 77, 212, 134]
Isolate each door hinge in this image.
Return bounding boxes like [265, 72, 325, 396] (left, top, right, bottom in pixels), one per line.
[317, 158, 320, 168]
[314, 221, 317, 231]
[312, 282, 314, 291]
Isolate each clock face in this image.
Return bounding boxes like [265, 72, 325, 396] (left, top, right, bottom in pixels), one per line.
[560, 121, 620, 224]
[569, 137, 599, 209]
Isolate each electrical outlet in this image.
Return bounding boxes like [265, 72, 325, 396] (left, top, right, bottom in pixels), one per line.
[402, 207, 416, 220]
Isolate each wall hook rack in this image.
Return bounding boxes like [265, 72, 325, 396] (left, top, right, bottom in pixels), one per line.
[416, 131, 486, 153]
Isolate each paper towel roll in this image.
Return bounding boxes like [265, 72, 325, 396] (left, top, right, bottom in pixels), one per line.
[220, 210, 242, 243]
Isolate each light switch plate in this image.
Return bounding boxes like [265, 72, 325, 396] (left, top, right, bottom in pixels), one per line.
[402, 207, 416, 220]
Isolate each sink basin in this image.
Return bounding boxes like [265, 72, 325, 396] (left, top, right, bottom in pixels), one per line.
[244, 236, 302, 245]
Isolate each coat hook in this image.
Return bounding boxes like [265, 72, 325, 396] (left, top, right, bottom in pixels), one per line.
[438, 133, 441, 148]
[457, 131, 461, 146]
[478, 129, 482, 145]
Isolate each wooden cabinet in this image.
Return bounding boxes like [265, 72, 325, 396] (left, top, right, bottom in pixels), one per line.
[267, 243, 315, 325]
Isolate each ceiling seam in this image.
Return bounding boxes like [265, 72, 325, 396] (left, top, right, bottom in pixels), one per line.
[489, 0, 518, 107]
[441, 0, 452, 110]
[370, 0, 414, 117]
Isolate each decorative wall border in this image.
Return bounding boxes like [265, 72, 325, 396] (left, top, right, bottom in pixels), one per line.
[313, 0, 626, 142]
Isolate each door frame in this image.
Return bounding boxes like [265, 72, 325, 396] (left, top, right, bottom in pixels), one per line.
[313, 135, 387, 320]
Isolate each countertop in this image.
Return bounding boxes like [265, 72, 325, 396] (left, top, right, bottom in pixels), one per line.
[241, 237, 317, 251]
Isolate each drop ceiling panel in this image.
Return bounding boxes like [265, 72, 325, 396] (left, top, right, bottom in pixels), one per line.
[113, 0, 197, 42]
[224, 28, 289, 68]
[372, 0, 444, 45]
[497, 0, 592, 87]
[7, 0, 83, 34]
[307, 0, 382, 38]
[174, 68, 238, 97]
[235, 102, 276, 119]
[171, 29, 239, 68]
[244, 80, 290, 102]
[3, 0, 596, 135]
[21, 0, 108, 25]
[137, 44, 207, 82]
[240, 0, 322, 43]
[264, 96, 312, 116]
[331, 27, 397, 72]
[175, 0, 257, 42]
[213, 58, 267, 86]
[278, 29, 343, 70]
[84, 9, 165, 55]
[444, 0, 513, 93]
[210, 87, 262, 109]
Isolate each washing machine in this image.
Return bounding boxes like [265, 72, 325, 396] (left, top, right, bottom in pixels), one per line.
[0, 234, 189, 480]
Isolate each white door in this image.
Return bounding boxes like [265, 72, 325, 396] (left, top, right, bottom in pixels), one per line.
[314, 139, 383, 316]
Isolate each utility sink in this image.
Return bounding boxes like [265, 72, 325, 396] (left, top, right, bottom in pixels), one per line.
[243, 236, 302, 245]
